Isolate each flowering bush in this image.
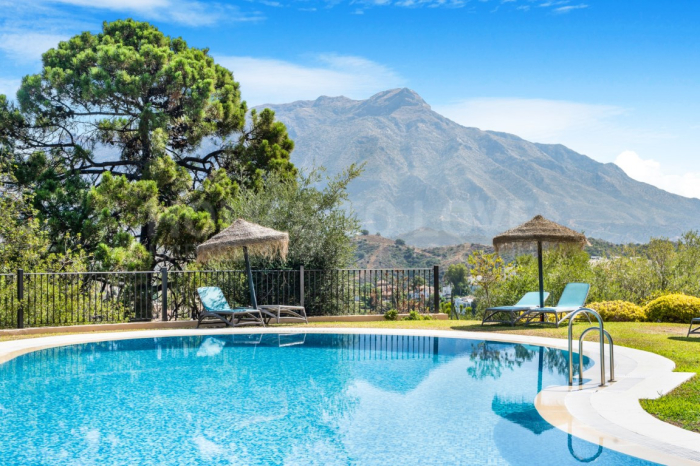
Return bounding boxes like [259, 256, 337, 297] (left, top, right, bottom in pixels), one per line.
[644, 294, 700, 323]
[588, 301, 646, 322]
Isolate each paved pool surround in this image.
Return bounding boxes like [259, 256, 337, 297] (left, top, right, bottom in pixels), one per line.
[0, 327, 697, 465]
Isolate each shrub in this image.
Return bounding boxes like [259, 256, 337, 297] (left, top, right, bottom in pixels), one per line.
[384, 309, 399, 321]
[588, 301, 646, 322]
[644, 294, 700, 323]
[406, 310, 421, 320]
[440, 301, 454, 319]
[405, 310, 432, 321]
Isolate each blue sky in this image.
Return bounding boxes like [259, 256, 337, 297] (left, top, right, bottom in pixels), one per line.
[1, 1, 699, 197]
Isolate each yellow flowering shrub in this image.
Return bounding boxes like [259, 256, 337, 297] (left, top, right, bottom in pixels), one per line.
[644, 294, 700, 323]
[588, 301, 646, 322]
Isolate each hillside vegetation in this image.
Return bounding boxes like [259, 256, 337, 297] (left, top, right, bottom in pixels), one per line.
[353, 234, 491, 269]
[353, 235, 638, 269]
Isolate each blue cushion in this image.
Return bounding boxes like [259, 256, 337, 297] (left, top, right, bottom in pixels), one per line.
[486, 292, 549, 311]
[515, 291, 550, 307]
[556, 283, 590, 308]
[197, 287, 233, 312]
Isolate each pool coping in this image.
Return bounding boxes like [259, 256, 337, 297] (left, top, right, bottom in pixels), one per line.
[0, 327, 698, 465]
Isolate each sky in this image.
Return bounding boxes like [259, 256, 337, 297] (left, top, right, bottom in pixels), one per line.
[1, 1, 699, 198]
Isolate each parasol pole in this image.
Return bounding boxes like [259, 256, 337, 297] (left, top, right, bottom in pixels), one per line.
[537, 345, 544, 393]
[243, 246, 258, 308]
[537, 241, 545, 307]
[537, 241, 545, 322]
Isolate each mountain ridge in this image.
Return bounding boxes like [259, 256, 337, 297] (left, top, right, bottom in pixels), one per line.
[256, 88, 700, 246]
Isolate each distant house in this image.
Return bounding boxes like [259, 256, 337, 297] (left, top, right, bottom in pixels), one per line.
[454, 296, 474, 309]
[409, 285, 434, 299]
[441, 284, 452, 298]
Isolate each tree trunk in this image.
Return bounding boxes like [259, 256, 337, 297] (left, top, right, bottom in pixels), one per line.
[133, 221, 157, 320]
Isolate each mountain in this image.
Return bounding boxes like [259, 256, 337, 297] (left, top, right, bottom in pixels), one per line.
[257, 88, 700, 246]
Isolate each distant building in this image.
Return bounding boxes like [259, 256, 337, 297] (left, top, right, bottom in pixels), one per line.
[441, 284, 452, 298]
[409, 285, 434, 299]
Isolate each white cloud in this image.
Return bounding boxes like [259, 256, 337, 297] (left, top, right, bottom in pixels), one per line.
[48, 0, 169, 8]
[553, 4, 588, 13]
[0, 33, 68, 62]
[35, 0, 262, 27]
[435, 97, 625, 142]
[0, 78, 20, 98]
[615, 150, 700, 199]
[196, 337, 226, 357]
[216, 54, 405, 106]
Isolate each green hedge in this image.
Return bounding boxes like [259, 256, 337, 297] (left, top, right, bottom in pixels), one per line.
[644, 294, 700, 323]
[588, 300, 646, 322]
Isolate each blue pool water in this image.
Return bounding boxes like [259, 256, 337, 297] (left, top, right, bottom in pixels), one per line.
[0, 333, 657, 465]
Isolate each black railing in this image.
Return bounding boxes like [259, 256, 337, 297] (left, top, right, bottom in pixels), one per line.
[0, 274, 16, 328]
[0, 267, 440, 329]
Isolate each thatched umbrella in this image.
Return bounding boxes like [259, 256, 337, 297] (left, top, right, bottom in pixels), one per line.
[196, 219, 289, 308]
[493, 215, 586, 308]
[490, 346, 553, 435]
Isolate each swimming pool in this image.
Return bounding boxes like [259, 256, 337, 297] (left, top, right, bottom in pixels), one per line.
[0, 333, 657, 465]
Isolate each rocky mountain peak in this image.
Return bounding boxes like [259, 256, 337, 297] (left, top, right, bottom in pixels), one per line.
[257, 90, 700, 245]
[312, 95, 355, 107]
[355, 88, 431, 116]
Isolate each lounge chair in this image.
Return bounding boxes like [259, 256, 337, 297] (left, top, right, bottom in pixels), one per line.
[482, 292, 550, 326]
[196, 287, 265, 328]
[518, 283, 591, 327]
[689, 317, 700, 337]
[258, 305, 308, 325]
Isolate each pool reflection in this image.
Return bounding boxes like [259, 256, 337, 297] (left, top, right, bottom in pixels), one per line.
[0, 334, 651, 466]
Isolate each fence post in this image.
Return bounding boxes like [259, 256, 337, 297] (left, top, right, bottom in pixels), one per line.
[433, 265, 440, 314]
[16, 268, 24, 329]
[299, 266, 305, 307]
[161, 268, 168, 322]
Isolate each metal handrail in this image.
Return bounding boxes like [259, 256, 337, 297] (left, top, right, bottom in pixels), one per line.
[567, 307, 607, 386]
[578, 327, 615, 385]
[568, 434, 603, 462]
[578, 327, 615, 384]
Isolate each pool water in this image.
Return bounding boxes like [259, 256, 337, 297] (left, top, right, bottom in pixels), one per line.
[0, 333, 657, 465]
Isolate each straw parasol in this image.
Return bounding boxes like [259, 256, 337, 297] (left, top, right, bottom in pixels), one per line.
[197, 219, 289, 308]
[493, 215, 586, 308]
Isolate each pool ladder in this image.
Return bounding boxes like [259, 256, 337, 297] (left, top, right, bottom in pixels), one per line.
[567, 308, 615, 386]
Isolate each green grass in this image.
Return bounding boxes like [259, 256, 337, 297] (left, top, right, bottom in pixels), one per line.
[2, 320, 698, 431]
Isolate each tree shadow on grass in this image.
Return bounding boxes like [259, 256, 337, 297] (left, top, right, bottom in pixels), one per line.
[450, 319, 594, 330]
[449, 323, 571, 333]
[669, 336, 700, 343]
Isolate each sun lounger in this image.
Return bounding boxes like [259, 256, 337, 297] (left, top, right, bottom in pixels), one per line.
[688, 317, 700, 337]
[258, 305, 308, 325]
[196, 287, 265, 328]
[518, 283, 590, 327]
[482, 292, 550, 326]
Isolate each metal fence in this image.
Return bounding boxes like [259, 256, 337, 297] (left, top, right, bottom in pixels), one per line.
[0, 274, 16, 328]
[0, 267, 440, 329]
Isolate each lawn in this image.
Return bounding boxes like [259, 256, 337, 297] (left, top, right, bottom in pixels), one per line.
[1, 320, 698, 432]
